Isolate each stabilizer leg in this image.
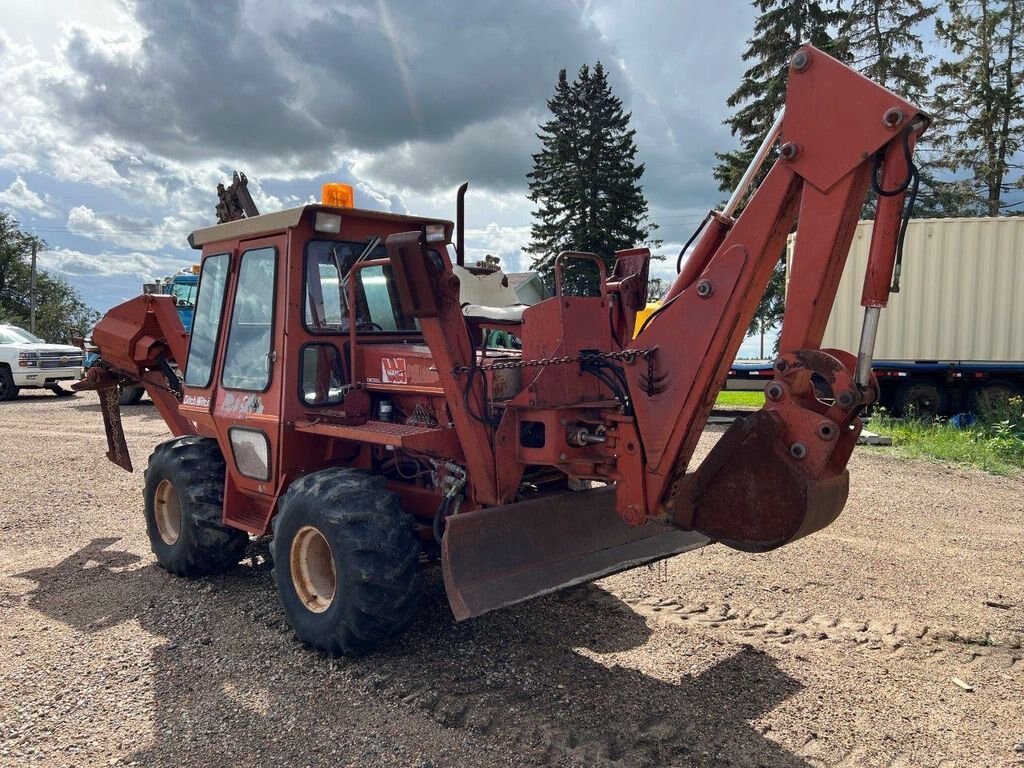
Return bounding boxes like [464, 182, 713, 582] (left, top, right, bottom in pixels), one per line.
[72, 367, 132, 472]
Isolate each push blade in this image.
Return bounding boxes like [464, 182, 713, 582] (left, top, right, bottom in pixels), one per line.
[442, 486, 708, 620]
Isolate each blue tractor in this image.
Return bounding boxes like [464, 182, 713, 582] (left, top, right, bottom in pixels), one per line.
[164, 270, 198, 331]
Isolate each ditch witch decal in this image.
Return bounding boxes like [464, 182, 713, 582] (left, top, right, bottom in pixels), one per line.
[381, 357, 408, 384]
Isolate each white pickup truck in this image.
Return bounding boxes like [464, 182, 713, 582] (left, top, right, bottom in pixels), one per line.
[0, 324, 84, 401]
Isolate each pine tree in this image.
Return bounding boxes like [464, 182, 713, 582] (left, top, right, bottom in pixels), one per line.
[713, 0, 846, 197]
[929, 0, 1023, 217]
[834, 0, 957, 218]
[713, 1, 844, 351]
[526, 63, 657, 295]
[839, 0, 934, 103]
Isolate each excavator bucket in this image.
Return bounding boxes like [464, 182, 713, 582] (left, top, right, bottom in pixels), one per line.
[442, 485, 709, 620]
[675, 411, 854, 552]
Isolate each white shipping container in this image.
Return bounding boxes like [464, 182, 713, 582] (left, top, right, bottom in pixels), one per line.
[789, 217, 1024, 362]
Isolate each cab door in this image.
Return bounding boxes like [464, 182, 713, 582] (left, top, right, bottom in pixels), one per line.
[212, 236, 285, 529]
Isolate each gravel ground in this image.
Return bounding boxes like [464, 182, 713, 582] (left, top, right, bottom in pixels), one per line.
[1, 390, 1022, 768]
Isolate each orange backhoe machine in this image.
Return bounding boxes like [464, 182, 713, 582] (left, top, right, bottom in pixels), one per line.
[78, 47, 927, 654]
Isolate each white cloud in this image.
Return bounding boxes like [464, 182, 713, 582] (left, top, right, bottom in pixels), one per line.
[66, 205, 204, 251]
[0, 0, 795, 317]
[38, 246, 165, 279]
[0, 153, 37, 172]
[0, 176, 57, 217]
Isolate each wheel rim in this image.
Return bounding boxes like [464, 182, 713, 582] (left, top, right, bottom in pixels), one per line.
[905, 386, 940, 417]
[290, 525, 336, 614]
[154, 479, 182, 545]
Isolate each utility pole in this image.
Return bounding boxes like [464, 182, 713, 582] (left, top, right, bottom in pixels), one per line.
[30, 239, 37, 335]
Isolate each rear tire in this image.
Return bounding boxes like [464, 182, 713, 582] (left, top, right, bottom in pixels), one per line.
[118, 385, 145, 405]
[894, 380, 946, 418]
[968, 380, 1021, 418]
[143, 436, 248, 576]
[271, 468, 421, 655]
[0, 368, 19, 401]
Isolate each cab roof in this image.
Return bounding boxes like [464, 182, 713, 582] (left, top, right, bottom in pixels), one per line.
[187, 204, 453, 250]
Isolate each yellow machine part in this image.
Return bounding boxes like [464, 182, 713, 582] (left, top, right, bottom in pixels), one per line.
[633, 301, 661, 339]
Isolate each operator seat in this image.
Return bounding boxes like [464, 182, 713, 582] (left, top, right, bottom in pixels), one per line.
[452, 265, 526, 325]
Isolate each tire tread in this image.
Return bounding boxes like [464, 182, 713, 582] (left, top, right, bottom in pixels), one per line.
[270, 467, 421, 655]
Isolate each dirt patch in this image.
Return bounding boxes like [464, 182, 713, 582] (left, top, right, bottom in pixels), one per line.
[1, 391, 1022, 767]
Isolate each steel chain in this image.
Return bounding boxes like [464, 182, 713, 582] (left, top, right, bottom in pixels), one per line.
[100, 363, 184, 402]
[453, 347, 655, 375]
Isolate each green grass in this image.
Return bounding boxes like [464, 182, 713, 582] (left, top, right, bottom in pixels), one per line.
[715, 390, 766, 408]
[872, 413, 1024, 476]
[714, 389, 1024, 476]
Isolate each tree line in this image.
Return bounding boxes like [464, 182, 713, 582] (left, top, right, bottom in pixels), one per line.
[0, 213, 98, 344]
[717, 0, 1022, 219]
[714, 0, 1022, 345]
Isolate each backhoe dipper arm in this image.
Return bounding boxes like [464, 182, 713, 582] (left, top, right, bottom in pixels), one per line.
[625, 46, 928, 550]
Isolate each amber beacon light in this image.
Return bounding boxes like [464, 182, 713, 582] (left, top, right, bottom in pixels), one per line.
[321, 182, 355, 208]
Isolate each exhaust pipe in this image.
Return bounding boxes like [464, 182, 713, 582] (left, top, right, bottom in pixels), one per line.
[456, 181, 468, 266]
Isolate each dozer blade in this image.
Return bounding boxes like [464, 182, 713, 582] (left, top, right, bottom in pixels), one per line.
[442, 486, 709, 620]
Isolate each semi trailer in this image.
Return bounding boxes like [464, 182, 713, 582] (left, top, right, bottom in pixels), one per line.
[728, 217, 1024, 416]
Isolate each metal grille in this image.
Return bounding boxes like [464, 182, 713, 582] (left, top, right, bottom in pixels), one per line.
[39, 353, 83, 369]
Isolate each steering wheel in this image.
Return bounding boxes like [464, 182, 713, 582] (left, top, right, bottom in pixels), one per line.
[357, 320, 384, 332]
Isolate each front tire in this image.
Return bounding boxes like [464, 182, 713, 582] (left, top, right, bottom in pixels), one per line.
[143, 436, 249, 576]
[0, 368, 19, 401]
[271, 468, 421, 655]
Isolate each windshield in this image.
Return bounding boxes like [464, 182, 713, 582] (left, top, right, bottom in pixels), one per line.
[170, 282, 198, 308]
[303, 239, 431, 334]
[0, 326, 43, 344]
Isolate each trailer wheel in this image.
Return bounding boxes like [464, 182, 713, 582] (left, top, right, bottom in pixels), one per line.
[968, 380, 1021, 419]
[143, 436, 249, 576]
[0, 367, 19, 401]
[271, 468, 421, 655]
[118, 385, 145, 406]
[894, 381, 946, 418]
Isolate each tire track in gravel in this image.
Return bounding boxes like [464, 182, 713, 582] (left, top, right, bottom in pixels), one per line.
[594, 590, 1024, 673]
[224, 569, 818, 768]
[8, 536, 1020, 768]
[308, 578, 1020, 768]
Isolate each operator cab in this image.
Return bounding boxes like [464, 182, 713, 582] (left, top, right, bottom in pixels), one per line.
[184, 203, 465, 500]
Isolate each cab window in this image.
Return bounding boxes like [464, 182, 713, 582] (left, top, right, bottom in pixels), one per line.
[301, 344, 346, 405]
[222, 247, 277, 391]
[303, 239, 418, 333]
[184, 253, 229, 387]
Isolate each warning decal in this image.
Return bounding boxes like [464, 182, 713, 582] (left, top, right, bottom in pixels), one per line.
[381, 357, 408, 384]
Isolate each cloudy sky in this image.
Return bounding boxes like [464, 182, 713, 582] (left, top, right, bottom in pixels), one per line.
[0, 0, 769, 347]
